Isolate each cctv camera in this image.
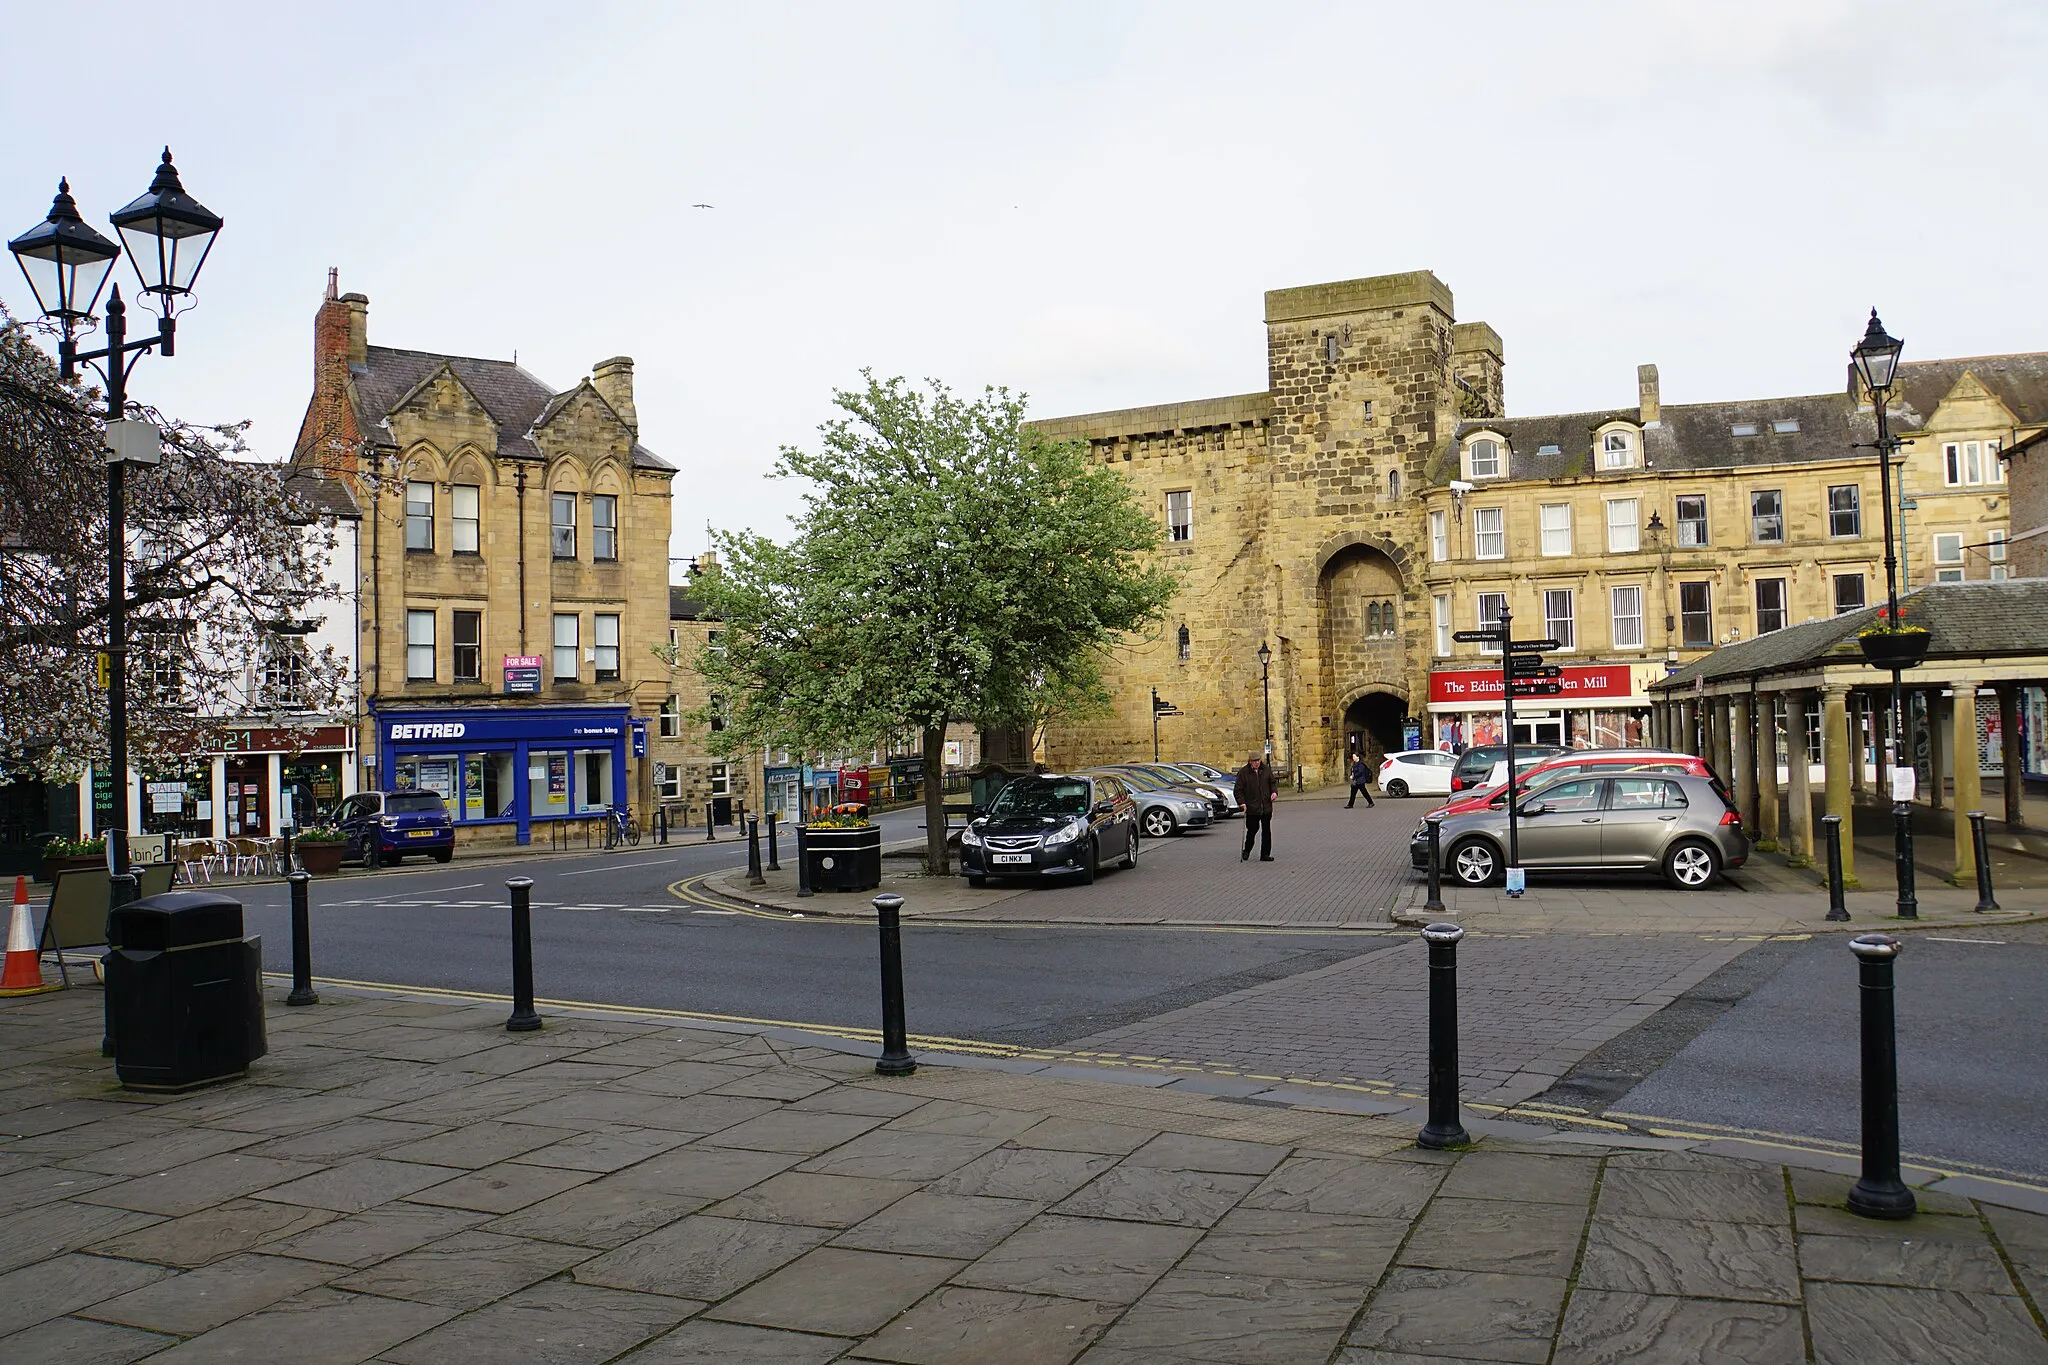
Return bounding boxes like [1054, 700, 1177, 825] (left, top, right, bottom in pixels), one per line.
[1449, 480, 1474, 494]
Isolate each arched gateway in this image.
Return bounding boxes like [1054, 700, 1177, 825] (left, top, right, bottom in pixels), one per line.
[1319, 540, 1414, 773]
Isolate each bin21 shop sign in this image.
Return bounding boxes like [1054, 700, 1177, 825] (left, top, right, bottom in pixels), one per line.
[1428, 665, 1632, 704]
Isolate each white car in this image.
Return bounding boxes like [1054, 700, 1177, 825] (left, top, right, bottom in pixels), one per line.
[1376, 750, 1456, 798]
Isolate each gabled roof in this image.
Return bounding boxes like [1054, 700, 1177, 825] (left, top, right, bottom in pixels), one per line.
[1893, 354, 2048, 428]
[350, 345, 673, 471]
[1653, 579, 2048, 689]
[279, 465, 360, 521]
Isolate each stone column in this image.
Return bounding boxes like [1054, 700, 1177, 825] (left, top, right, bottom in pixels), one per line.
[1786, 688, 1814, 866]
[1757, 691, 1781, 850]
[1849, 696, 1866, 794]
[1731, 693, 1757, 835]
[1952, 682, 1983, 886]
[1713, 698, 1735, 786]
[1823, 685, 1857, 885]
[1999, 685, 2025, 827]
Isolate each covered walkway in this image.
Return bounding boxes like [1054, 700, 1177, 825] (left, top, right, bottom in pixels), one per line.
[1649, 580, 2048, 889]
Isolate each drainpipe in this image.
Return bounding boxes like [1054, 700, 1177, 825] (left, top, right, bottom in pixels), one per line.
[515, 463, 528, 653]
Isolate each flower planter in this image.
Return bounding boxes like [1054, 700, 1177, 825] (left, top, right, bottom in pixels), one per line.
[801, 824, 882, 892]
[38, 854, 102, 884]
[1859, 632, 1930, 670]
[295, 842, 346, 876]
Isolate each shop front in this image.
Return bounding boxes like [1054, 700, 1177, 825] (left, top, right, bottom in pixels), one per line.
[87, 724, 356, 842]
[1425, 665, 1652, 752]
[373, 706, 630, 845]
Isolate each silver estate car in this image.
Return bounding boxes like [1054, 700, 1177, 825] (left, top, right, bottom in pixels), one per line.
[1081, 769, 1213, 839]
[1412, 771, 1748, 890]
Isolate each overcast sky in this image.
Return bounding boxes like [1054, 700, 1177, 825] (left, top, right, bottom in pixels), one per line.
[5, 1, 2043, 577]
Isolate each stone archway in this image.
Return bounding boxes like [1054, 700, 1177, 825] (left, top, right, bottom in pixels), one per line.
[1343, 691, 1408, 770]
[1318, 541, 1412, 781]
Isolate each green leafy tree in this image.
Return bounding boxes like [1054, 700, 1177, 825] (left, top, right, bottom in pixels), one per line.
[693, 372, 1177, 873]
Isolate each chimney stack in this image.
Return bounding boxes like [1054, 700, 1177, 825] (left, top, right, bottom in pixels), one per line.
[1637, 363, 1661, 426]
[592, 356, 637, 436]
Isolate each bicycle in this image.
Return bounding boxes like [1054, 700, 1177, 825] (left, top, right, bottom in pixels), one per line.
[606, 806, 641, 848]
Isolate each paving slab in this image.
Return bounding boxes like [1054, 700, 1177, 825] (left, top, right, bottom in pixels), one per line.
[705, 1246, 965, 1336]
[379, 1279, 700, 1365]
[0, 1250, 172, 1338]
[849, 1285, 1120, 1364]
[617, 1319, 851, 1363]
[330, 1229, 591, 1308]
[574, 1215, 834, 1300]
[1551, 1289, 1806, 1365]
[79, 1250, 338, 1336]
[139, 1286, 458, 1364]
[0, 1315, 178, 1365]
[85, 1197, 338, 1268]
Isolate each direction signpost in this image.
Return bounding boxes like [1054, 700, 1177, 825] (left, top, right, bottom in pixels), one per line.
[1151, 688, 1180, 763]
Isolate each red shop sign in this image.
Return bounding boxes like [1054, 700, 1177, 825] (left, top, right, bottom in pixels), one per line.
[1428, 666, 1634, 705]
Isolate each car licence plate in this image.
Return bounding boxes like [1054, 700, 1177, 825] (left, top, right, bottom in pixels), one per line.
[407, 830, 436, 838]
[992, 853, 1032, 865]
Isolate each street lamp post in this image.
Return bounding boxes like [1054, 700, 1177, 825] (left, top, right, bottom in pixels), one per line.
[1257, 640, 1273, 757]
[9, 151, 223, 920]
[1851, 310, 1916, 919]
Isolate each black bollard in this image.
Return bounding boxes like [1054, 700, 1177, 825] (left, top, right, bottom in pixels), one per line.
[1822, 814, 1849, 922]
[1416, 923, 1470, 1149]
[286, 872, 318, 1007]
[1846, 934, 1915, 1220]
[280, 824, 294, 876]
[505, 876, 542, 1033]
[1423, 815, 1445, 914]
[705, 801, 716, 842]
[102, 855, 138, 1058]
[1969, 811, 1999, 912]
[746, 815, 765, 887]
[795, 824, 812, 898]
[873, 893, 916, 1076]
[767, 811, 781, 871]
[656, 805, 666, 844]
[1893, 804, 1917, 920]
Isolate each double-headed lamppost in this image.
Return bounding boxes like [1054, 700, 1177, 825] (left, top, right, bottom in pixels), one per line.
[1850, 310, 1916, 919]
[1257, 640, 1273, 757]
[8, 151, 223, 912]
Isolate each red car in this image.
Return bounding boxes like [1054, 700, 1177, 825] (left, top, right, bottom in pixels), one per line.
[1422, 749, 1716, 821]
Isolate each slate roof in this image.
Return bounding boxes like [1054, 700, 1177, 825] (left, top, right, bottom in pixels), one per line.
[1893, 353, 2048, 428]
[1441, 351, 2048, 489]
[350, 345, 674, 472]
[1652, 579, 2048, 689]
[670, 585, 704, 620]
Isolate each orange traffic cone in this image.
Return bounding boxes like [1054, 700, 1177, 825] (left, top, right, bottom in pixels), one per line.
[0, 875, 55, 995]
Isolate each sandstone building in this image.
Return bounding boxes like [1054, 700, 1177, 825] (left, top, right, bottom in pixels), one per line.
[1034, 270, 2043, 784]
[292, 274, 680, 846]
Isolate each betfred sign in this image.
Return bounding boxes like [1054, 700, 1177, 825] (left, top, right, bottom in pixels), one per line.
[1429, 666, 1633, 705]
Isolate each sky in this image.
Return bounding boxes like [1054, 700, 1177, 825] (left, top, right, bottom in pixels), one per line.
[4, 1, 2043, 578]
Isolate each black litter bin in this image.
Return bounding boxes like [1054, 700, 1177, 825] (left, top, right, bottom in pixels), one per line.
[106, 891, 267, 1091]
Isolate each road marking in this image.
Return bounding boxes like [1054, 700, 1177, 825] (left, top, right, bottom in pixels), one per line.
[559, 859, 669, 876]
[1925, 937, 2007, 945]
[621, 907, 669, 914]
[440, 882, 486, 892]
[692, 909, 741, 916]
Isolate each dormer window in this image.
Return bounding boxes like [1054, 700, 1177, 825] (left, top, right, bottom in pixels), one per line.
[1468, 438, 1503, 479]
[1601, 431, 1634, 469]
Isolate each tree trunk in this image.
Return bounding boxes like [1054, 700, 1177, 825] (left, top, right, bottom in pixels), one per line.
[923, 723, 950, 876]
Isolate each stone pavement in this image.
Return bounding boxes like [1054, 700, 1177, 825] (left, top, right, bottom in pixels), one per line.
[5, 985, 2048, 1363]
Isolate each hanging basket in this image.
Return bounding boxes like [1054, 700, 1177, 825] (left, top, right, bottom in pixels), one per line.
[1859, 631, 1930, 670]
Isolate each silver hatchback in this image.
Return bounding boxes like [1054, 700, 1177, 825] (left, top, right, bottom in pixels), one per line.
[1413, 772, 1748, 890]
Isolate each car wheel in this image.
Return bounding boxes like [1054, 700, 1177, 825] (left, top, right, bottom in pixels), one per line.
[432, 849, 453, 864]
[1142, 808, 1176, 839]
[1077, 838, 1097, 885]
[1665, 839, 1720, 890]
[363, 841, 381, 870]
[1119, 827, 1138, 869]
[1386, 779, 1409, 798]
[1448, 838, 1500, 887]
[967, 874, 987, 888]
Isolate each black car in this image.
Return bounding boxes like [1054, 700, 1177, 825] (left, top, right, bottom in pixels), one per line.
[1450, 744, 1566, 793]
[960, 772, 1140, 888]
[333, 789, 455, 867]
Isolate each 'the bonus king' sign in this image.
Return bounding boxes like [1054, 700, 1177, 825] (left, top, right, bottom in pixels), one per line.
[1427, 665, 1632, 705]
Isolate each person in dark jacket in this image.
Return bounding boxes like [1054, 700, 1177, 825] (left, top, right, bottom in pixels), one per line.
[1345, 754, 1376, 808]
[1235, 752, 1278, 861]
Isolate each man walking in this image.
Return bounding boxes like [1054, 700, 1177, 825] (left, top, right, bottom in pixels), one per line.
[1345, 753, 1376, 808]
[1236, 751, 1278, 861]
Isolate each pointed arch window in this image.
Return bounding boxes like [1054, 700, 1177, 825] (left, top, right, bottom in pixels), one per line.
[1387, 469, 1401, 499]
[1366, 602, 1381, 637]
[1176, 624, 1191, 661]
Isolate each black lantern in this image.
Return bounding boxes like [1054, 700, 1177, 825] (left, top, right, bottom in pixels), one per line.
[1646, 509, 1667, 550]
[8, 179, 120, 323]
[1257, 640, 1272, 668]
[108, 149, 222, 314]
[1851, 309, 1905, 396]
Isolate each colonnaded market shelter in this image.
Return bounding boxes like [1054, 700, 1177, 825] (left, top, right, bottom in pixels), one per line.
[1648, 579, 2048, 885]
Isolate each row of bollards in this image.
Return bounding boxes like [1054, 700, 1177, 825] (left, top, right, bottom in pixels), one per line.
[1821, 809, 2000, 921]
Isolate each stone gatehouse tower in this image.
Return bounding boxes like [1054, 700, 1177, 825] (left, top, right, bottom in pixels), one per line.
[1033, 270, 1499, 785]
